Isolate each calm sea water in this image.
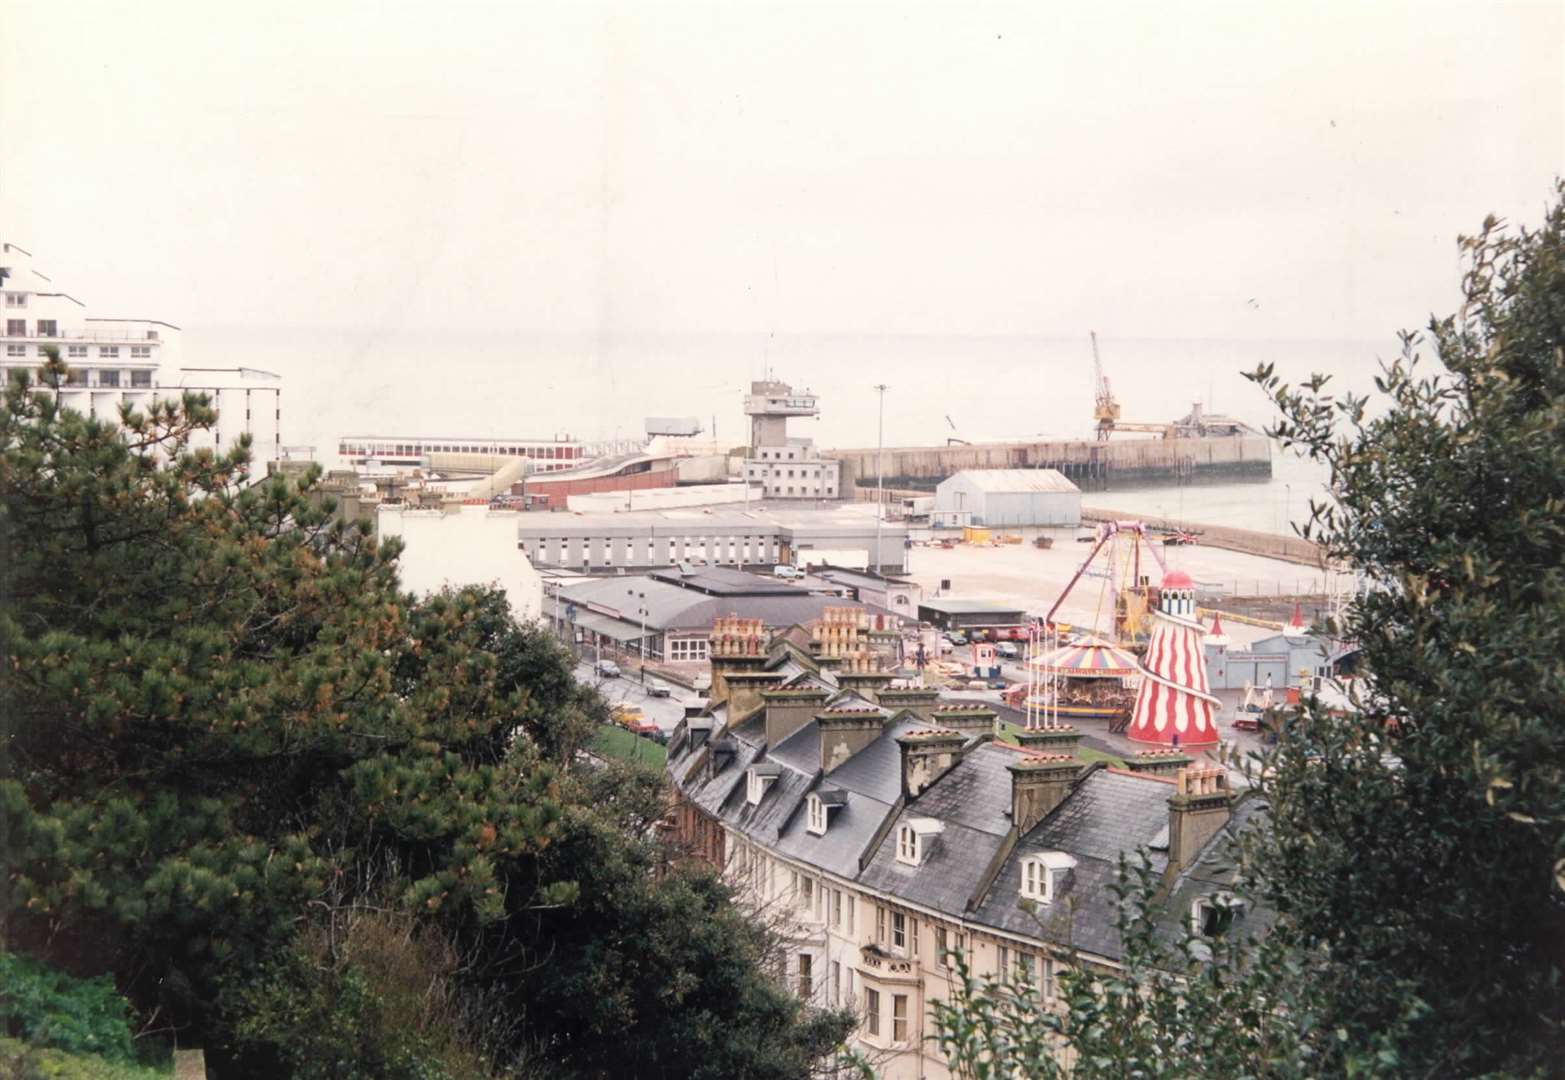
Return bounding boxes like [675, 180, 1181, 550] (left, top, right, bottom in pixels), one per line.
[187, 329, 1398, 534]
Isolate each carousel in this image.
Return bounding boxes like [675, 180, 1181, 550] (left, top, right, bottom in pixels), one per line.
[1016, 631, 1141, 731]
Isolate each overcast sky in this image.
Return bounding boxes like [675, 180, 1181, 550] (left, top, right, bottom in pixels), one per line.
[3, 1, 1561, 359]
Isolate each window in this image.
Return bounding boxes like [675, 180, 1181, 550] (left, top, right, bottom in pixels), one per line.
[4, 344, 22, 357]
[847, 895, 855, 936]
[67, 345, 87, 358]
[130, 345, 151, 358]
[4, 293, 25, 307]
[1191, 894, 1243, 937]
[1021, 852, 1077, 904]
[6, 319, 24, 336]
[865, 988, 881, 1037]
[896, 825, 919, 865]
[807, 794, 827, 835]
[891, 912, 906, 953]
[35, 319, 56, 337]
[996, 944, 1010, 981]
[892, 994, 908, 1042]
[799, 876, 814, 912]
[97, 369, 120, 388]
[130, 369, 151, 388]
[831, 960, 841, 1004]
[65, 368, 86, 387]
[797, 953, 813, 998]
[832, 888, 842, 928]
[935, 926, 948, 967]
[875, 906, 886, 945]
[99, 346, 119, 359]
[1016, 952, 1036, 985]
[1041, 957, 1057, 1001]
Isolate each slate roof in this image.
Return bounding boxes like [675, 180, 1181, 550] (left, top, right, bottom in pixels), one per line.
[665, 627, 1265, 968]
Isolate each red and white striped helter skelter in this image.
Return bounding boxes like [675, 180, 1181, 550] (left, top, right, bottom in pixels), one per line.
[1127, 570, 1222, 746]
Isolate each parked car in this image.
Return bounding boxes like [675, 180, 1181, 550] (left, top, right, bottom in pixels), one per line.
[995, 642, 1020, 659]
[946, 631, 967, 646]
[595, 659, 623, 678]
[987, 677, 1009, 690]
[646, 681, 673, 698]
[1163, 531, 1199, 546]
[773, 564, 805, 580]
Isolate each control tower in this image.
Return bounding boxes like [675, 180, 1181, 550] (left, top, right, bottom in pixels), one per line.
[745, 379, 820, 447]
[742, 379, 840, 500]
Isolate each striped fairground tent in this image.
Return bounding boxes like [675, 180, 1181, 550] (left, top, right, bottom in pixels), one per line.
[1030, 634, 1141, 678]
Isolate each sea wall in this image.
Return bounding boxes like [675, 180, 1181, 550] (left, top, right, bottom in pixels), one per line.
[1080, 506, 1324, 566]
[827, 435, 1270, 492]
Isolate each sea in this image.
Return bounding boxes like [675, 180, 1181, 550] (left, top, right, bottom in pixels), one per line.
[184, 328, 1415, 536]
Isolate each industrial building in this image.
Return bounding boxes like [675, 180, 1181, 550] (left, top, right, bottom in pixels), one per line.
[516, 505, 909, 575]
[812, 566, 923, 616]
[931, 469, 1081, 529]
[915, 598, 1029, 638]
[547, 567, 904, 664]
[1205, 607, 1335, 692]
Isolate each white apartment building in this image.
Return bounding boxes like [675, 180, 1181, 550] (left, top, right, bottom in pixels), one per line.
[1, 242, 281, 470]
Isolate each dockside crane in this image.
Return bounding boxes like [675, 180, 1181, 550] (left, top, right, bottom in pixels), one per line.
[1091, 331, 1121, 441]
[1090, 332, 1173, 440]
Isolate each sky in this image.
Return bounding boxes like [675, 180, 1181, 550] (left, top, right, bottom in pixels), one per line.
[2, 0, 1562, 446]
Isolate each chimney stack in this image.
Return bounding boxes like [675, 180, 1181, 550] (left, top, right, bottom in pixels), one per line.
[1007, 755, 1081, 834]
[760, 686, 831, 749]
[895, 729, 968, 800]
[1167, 766, 1233, 874]
[930, 703, 1000, 738]
[874, 687, 941, 720]
[817, 707, 886, 773]
[1014, 723, 1081, 756]
[1125, 749, 1193, 777]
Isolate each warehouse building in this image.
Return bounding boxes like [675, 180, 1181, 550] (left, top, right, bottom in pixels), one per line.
[931, 469, 1081, 528]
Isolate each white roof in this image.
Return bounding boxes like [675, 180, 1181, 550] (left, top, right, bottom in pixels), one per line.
[946, 469, 1080, 494]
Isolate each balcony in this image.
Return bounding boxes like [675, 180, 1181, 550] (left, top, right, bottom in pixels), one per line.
[743, 394, 819, 417]
[859, 945, 919, 980]
[4, 327, 164, 343]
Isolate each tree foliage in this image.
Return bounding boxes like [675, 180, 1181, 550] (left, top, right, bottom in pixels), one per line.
[1, 353, 851, 1077]
[933, 190, 1565, 1076]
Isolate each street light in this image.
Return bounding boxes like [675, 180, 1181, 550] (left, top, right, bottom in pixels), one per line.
[874, 384, 889, 574]
[629, 588, 650, 684]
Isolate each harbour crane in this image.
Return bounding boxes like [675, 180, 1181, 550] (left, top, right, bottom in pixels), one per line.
[1090, 332, 1172, 440]
[1091, 331, 1121, 441]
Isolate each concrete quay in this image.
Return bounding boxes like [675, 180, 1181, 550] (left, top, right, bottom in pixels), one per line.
[827, 434, 1271, 492]
[1080, 506, 1324, 567]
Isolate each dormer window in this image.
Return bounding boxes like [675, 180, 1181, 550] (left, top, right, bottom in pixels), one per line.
[895, 817, 944, 867]
[1191, 892, 1245, 936]
[746, 763, 780, 805]
[807, 794, 826, 834]
[807, 787, 846, 835]
[1020, 851, 1078, 904]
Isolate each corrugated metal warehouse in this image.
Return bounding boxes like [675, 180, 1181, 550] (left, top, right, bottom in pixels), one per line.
[932, 468, 1081, 527]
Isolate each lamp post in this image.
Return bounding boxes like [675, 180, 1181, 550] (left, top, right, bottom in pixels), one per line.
[873, 384, 889, 574]
[630, 588, 650, 685]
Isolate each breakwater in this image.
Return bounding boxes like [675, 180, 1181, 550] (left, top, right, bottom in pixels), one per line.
[1080, 506, 1323, 566]
[826, 435, 1271, 492]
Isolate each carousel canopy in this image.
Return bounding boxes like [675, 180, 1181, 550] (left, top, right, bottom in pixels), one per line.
[1031, 634, 1141, 677]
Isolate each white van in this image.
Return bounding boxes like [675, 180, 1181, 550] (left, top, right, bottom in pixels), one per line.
[773, 564, 805, 580]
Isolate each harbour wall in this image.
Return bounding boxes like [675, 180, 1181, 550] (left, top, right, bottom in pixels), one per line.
[1078, 507, 1324, 567]
[826, 435, 1271, 492]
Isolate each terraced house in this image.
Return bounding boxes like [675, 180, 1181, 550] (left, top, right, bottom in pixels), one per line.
[665, 617, 1265, 1077]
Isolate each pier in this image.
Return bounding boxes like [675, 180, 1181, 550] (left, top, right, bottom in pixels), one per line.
[826, 434, 1271, 492]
